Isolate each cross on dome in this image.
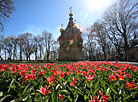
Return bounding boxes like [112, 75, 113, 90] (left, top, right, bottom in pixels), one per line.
[69, 6, 73, 17]
[61, 24, 63, 28]
[69, 6, 72, 13]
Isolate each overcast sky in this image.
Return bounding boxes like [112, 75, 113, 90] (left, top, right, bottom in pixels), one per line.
[3, 0, 117, 40]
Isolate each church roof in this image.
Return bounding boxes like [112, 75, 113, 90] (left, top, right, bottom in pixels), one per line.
[59, 7, 81, 36]
[67, 16, 74, 29]
[65, 7, 74, 32]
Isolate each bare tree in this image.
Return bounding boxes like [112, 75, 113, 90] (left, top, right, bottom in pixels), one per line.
[33, 35, 44, 61]
[7, 36, 15, 60]
[103, 0, 138, 60]
[22, 33, 34, 61]
[0, 0, 15, 31]
[12, 36, 18, 60]
[33, 36, 39, 61]
[92, 21, 111, 60]
[2, 37, 9, 60]
[0, 35, 4, 60]
[82, 28, 96, 61]
[37, 35, 44, 60]
[17, 34, 25, 61]
[42, 31, 53, 62]
[51, 41, 59, 61]
[2, 36, 15, 60]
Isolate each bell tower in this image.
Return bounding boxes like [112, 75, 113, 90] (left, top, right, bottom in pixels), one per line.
[58, 7, 83, 61]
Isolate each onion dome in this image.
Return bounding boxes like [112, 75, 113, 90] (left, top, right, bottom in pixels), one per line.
[60, 24, 64, 32]
[69, 12, 73, 17]
[73, 24, 77, 28]
[60, 28, 64, 32]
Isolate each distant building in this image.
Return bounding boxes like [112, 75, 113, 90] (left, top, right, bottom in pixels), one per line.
[128, 45, 138, 61]
[58, 7, 83, 61]
[128, 38, 138, 61]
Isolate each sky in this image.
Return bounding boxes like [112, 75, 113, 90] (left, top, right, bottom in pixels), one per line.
[2, 0, 117, 40]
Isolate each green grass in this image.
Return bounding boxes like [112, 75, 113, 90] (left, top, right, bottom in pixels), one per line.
[0, 61, 46, 64]
[0, 60, 75, 65]
[133, 64, 138, 67]
[0, 61, 138, 67]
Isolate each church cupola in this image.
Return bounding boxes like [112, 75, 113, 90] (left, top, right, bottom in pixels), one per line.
[60, 24, 64, 32]
[73, 20, 77, 29]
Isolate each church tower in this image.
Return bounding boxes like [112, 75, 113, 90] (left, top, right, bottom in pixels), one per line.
[58, 7, 83, 61]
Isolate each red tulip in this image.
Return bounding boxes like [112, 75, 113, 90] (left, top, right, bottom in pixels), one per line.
[73, 78, 78, 83]
[99, 90, 109, 102]
[109, 75, 117, 81]
[59, 73, 63, 79]
[70, 81, 75, 87]
[40, 85, 50, 95]
[126, 80, 137, 89]
[47, 76, 55, 85]
[91, 96, 99, 102]
[116, 74, 125, 80]
[86, 75, 95, 81]
[59, 94, 64, 100]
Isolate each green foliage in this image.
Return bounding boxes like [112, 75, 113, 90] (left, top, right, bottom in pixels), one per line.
[0, 61, 138, 102]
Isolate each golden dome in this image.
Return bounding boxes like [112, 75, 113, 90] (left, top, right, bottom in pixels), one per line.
[73, 25, 77, 28]
[69, 13, 73, 17]
[60, 28, 64, 32]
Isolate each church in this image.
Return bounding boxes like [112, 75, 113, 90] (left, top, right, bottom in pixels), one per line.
[58, 7, 83, 61]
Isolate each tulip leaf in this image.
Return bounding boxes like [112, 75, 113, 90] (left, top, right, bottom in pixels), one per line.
[51, 93, 54, 102]
[123, 96, 131, 101]
[84, 95, 89, 101]
[85, 80, 90, 88]
[0, 95, 12, 102]
[59, 90, 68, 95]
[55, 84, 60, 91]
[94, 80, 100, 89]
[0, 92, 3, 97]
[67, 86, 73, 94]
[22, 96, 28, 101]
[93, 87, 100, 95]
[65, 96, 72, 102]
[104, 81, 118, 94]
[74, 94, 79, 102]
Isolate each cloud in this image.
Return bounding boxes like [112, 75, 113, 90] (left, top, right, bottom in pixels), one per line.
[23, 24, 44, 35]
[84, 13, 88, 19]
[21, 24, 61, 40]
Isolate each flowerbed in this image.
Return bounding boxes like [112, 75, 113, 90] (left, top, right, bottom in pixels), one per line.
[0, 61, 138, 102]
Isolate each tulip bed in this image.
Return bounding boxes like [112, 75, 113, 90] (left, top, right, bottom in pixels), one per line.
[0, 61, 138, 102]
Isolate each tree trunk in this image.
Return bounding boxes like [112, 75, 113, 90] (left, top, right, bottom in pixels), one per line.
[20, 50, 22, 61]
[54, 51, 56, 61]
[103, 51, 107, 60]
[102, 47, 107, 60]
[0, 49, 2, 61]
[35, 52, 37, 61]
[47, 51, 49, 62]
[39, 46, 42, 60]
[29, 56, 31, 61]
[26, 56, 29, 61]
[5, 50, 6, 60]
[13, 46, 16, 61]
[123, 33, 128, 61]
[124, 48, 128, 61]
